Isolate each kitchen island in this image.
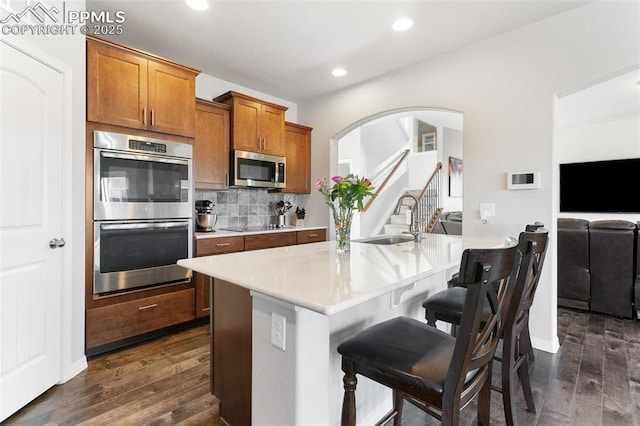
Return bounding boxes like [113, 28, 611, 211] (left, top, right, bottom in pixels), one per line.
[178, 233, 479, 425]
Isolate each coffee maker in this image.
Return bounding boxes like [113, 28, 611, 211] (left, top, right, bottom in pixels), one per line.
[195, 200, 217, 232]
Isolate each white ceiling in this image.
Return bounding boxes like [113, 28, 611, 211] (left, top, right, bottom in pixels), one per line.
[86, 0, 592, 102]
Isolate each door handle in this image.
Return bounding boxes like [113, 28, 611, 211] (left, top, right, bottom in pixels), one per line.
[49, 238, 66, 249]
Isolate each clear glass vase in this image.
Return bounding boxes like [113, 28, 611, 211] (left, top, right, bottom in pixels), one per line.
[333, 205, 354, 254]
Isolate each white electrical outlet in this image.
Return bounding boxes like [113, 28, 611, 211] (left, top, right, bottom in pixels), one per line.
[271, 312, 286, 351]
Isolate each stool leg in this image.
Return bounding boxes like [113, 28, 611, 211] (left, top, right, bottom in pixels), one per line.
[477, 363, 492, 426]
[393, 390, 404, 426]
[425, 309, 437, 327]
[522, 323, 535, 363]
[341, 359, 358, 426]
[501, 333, 518, 426]
[517, 355, 536, 413]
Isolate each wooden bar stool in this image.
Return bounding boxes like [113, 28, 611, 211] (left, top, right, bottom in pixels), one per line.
[337, 239, 528, 426]
[422, 228, 548, 426]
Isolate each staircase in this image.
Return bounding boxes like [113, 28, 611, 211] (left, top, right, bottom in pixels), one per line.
[380, 163, 443, 235]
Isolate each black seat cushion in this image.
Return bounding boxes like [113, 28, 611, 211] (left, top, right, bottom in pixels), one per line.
[337, 317, 471, 395]
[423, 287, 493, 325]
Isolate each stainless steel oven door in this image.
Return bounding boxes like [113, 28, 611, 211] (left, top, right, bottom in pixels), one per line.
[94, 220, 193, 294]
[94, 149, 192, 220]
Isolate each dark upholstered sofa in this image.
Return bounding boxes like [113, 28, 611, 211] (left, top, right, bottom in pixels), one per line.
[432, 211, 462, 235]
[557, 218, 591, 310]
[557, 218, 638, 319]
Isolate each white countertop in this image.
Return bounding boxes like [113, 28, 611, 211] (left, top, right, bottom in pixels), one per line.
[179, 233, 499, 315]
[194, 225, 327, 239]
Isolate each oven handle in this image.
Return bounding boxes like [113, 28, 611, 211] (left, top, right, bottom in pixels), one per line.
[100, 222, 189, 231]
[100, 150, 190, 166]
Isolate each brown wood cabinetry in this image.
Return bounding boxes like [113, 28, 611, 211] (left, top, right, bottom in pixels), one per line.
[296, 229, 326, 244]
[87, 36, 199, 138]
[214, 91, 287, 156]
[194, 99, 230, 189]
[86, 288, 195, 349]
[284, 122, 313, 194]
[194, 236, 245, 318]
[244, 232, 297, 251]
[213, 279, 252, 426]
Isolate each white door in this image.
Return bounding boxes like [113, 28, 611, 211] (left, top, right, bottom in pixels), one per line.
[0, 39, 65, 422]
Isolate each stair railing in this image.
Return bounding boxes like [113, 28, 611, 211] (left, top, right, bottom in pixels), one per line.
[362, 149, 410, 212]
[415, 162, 443, 233]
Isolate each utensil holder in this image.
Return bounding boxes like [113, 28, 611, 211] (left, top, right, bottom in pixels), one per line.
[277, 214, 285, 228]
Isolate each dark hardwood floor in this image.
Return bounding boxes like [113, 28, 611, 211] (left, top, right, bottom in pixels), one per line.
[399, 307, 640, 426]
[3, 307, 639, 425]
[3, 325, 223, 426]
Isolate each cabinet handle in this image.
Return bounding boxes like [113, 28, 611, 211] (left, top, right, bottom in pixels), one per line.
[307, 234, 318, 237]
[138, 303, 158, 311]
[151, 109, 155, 126]
[216, 242, 231, 247]
[262, 138, 266, 150]
[143, 107, 147, 125]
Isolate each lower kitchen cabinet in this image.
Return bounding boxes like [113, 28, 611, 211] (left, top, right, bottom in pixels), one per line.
[244, 232, 297, 251]
[296, 229, 326, 244]
[86, 288, 195, 349]
[194, 236, 245, 318]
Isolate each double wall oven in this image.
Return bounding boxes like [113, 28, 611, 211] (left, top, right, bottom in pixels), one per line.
[93, 130, 193, 295]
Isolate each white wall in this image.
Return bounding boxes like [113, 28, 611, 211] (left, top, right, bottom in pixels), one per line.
[299, 1, 640, 352]
[196, 73, 298, 122]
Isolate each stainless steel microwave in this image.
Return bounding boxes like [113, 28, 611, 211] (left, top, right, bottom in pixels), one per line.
[231, 150, 286, 189]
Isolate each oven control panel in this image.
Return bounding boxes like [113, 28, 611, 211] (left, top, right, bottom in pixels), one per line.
[129, 139, 167, 153]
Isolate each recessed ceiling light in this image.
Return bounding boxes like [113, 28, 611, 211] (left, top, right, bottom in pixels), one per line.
[185, 0, 208, 11]
[332, 68, 347, 77]
[392, 18, 414, 32]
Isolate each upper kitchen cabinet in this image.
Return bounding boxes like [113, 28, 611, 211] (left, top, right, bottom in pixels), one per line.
[214, 91, 287, 156]
[87, 35, 200, 138]
[284, 122, 313, 194]
[194, 98, 231, 189]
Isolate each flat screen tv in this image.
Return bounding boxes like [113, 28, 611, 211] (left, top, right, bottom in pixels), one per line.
[559, 158, 640, 213]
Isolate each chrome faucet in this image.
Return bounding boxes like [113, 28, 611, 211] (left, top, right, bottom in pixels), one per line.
[394, 194, 423, 242]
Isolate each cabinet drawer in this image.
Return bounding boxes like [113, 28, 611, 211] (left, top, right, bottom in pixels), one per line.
[245, 232, 296, 251]
[296, 229, 326, 244]
[86, 288, 195, 349]
[196, 236, 245, 255]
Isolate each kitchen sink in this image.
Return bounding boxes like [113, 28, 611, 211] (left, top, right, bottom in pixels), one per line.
[354, 235, 415, 245]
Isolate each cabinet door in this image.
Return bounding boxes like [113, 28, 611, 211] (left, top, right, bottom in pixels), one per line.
[194, 100, 230, 189]
[147, 61, 196, 137]
[284, 122, 312, 193]
[194, 236, 245, 318]
[232, 97, 261, 151]
[261, 105, 285, 156]
[194, 273, 211, 318]
[87, 41, 147, 129]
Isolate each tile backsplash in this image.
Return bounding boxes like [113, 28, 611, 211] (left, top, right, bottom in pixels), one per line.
[195, 188, 304, 230]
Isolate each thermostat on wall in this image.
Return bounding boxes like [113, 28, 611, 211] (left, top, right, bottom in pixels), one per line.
[507, 170, 540, 190]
